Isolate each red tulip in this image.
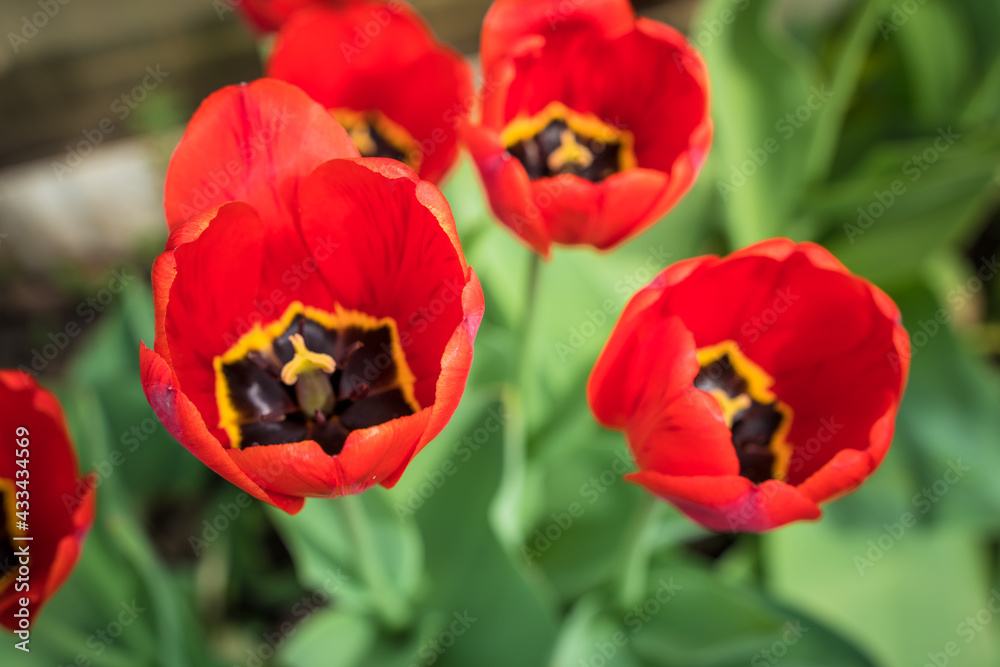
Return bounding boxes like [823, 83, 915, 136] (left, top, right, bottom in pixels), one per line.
[588, 240, 910, 532]
[1, 371, 95, 632]
[267, 2, 474, 184]
[466, 0, 712, 257]
[234, 0, 361, 33]
[144, 79, 483, 513]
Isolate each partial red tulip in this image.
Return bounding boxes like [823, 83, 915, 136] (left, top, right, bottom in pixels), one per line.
[466, 0, 712, 257]
[144, 79, 483, 513]
[588, 240, 910, 532]
[1, 371, 95, 633]
[267, 2, 474, 184]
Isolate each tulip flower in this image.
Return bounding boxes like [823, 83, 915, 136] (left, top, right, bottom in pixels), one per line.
[466, 0, 712, 257]
[267, 1, 474, 184]
[143, 79, 483, 513]
[588, 240, 910, 532]
[1, 371, 95, 632]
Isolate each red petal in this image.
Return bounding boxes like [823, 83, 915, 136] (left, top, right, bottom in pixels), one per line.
[164, 79, 358, 230]
[140, 343, 305, 514]
[463, 123, 553, 257]
[480, 0, 635, 74]
[338, 408, 434, 493]
[296, 158, 471, 408]
[381, 270, 485, 488]
[796, 448, 875, 506]
[588, 256, 716, 426]
[628, 472, 822, 533]
[228, 440, 342, 497]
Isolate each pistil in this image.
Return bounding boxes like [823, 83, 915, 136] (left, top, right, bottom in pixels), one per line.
[280, 334, 336, 417]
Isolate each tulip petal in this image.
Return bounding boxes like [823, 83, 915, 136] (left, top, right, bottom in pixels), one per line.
[164, 79, 358, 230]
[628, 471, 822, 533]
[140, 344, 305, 514]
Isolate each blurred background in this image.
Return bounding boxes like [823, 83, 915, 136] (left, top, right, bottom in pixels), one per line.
[1, 0, 1000, 665]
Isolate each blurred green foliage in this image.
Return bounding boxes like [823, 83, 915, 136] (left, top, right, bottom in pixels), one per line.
[3, 0, 1000, 665]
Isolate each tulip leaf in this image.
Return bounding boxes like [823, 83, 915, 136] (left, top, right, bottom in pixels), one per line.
[278, 609, 376, 667]
[268, 489, 424, 629]
[894, 1, 973, 126]
[694, 0, 822, 244]
[402, 395, 560, 665]
[765, 521, 1000, 667]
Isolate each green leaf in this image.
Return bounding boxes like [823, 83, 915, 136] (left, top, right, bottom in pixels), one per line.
[766, 521, 1000, 667]
[279, 609, 376, 667]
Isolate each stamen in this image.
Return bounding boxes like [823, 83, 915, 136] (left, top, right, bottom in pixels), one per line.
[340, 340, 364, 365]
[548, 129, 595, 172]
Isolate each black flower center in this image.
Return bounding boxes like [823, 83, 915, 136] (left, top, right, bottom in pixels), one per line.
[332, 108, 421, 171]
[694, 342, 793, 484]
[502, 102, 635, 183]
[215, 302, 420, 456]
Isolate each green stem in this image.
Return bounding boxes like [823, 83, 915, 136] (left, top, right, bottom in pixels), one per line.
[515, 252, 543, 382]
[748, 532, 767, 588]
[616, 493, 660, 609]
[340, 495, 411, 630]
